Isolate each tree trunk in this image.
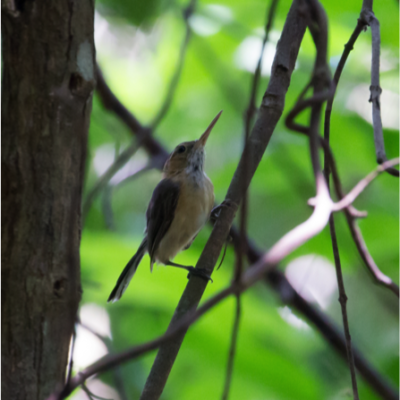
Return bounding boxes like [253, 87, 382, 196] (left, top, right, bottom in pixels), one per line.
[2, 1, 95, 399]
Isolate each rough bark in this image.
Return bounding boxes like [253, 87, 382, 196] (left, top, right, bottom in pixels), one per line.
[2, 1, 95, 399]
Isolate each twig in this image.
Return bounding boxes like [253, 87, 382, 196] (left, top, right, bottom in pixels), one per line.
[324, 19, 365, 400]
[96, 65, 168, 165]
[322, 8, 399, 297]
[328, 213, 359, 400]
[324, 146, 399, 296]
[324, 19, 366, 144]
[244, 0, 279, 136]
[150, 0, 196, 129]
[99, 164, 154, 230]
[82, 384, 114, 400]
[287, 1, 360, 398]
[65, 325, 77, 389]
[221, 294, 241, 400]
[80, 323, 129, 400]
[238, 0, 280, 281]
[332, 158, 400, 211]
[360, 5, 399, 176]
[82, 139, 142, 220]
[102, 184, 115, 231]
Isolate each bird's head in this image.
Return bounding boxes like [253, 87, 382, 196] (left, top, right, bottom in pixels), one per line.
[163, 111, 222, 177]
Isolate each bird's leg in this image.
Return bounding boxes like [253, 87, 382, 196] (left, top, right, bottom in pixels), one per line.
[166, 261, 213, 283]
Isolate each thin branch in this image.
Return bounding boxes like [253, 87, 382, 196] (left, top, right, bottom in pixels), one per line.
[244, 0, 279, 134]
[82, 139, 142, 220]
[80, 323, 129, 400]
[150, 0, 195, 129]
[96, 65, 168, 165]
[65, 326, 77, 389]
[99, 163, 155, 230]
[102, 184, 115, 231]
[324, 123, 360, 400]
[113, 163, 154, 191]
[324, 18, 366, 143]
[221, 295, 241, 400]
[328, 213, 359, 400]
[238, 0, 280, 281]
[322, 6, 399, 297]
[324, 146, 399, 296]
[288, 1, 359, 398]
[332, 158, 400, 211]
[360, 5, 399, 176]
[82, 384, 113, 400]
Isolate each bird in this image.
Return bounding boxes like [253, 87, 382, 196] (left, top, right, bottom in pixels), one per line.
[108, 111, 222, 303]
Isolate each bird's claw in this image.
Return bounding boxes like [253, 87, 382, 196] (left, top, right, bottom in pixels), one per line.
[186, 267, 213, 283]
[211, 200, 238, 223]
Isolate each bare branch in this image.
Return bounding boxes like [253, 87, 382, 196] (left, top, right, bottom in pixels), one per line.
[80, 323, 129, 400]
[325, 148, 399, 296]
[150, 0, 195, 129]
[96, 65, 168, 166]
[328, 213, 360, 400]
[238, 0, 280, 281]
[287, 1, 360, 397]
[360, 5, 399, 176]
[82, 384, 113, 400]
[65, 326, 77, 390]
[324, 18, 366, 145]
[82, 139, 142, 220]
[333, 158, 400, 211]
[221, 295, 241, 400]
[324, 14, 365, 400]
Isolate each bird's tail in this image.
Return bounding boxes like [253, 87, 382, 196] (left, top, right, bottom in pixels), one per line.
[108, 237, 148, 303]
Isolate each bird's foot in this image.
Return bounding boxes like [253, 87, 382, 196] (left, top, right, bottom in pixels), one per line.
[186, 267, 213, 283]
[210, 200, 238, 223]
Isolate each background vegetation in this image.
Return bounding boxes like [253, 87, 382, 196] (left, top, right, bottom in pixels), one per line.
[73, 0, 398, 399]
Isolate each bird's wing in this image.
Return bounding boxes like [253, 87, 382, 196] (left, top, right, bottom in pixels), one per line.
[146, 178, 180, 264]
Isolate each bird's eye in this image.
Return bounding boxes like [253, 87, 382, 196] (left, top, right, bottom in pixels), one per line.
[176, 145, 186, 154]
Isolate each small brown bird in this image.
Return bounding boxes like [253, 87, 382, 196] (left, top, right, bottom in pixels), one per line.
[108, 111, 222, 302]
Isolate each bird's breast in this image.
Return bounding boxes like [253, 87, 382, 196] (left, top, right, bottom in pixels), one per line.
[155, 175, 214, 263]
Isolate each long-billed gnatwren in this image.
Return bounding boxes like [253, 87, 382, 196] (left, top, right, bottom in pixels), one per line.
[108, 111, 222, 302]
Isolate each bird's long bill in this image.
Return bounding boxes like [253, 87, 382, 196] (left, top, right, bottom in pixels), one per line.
[197, 110, 223, 147]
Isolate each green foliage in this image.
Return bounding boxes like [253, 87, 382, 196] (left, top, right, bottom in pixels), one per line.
[75, 0, 399, 399]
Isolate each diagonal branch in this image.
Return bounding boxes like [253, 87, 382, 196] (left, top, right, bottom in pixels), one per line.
[140, 2, 310, 398]
[150, 0, 196, 129]
[83, 139, 143, 219]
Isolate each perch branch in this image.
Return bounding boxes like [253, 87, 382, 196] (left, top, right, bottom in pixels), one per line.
[140, 2, 310, 398]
